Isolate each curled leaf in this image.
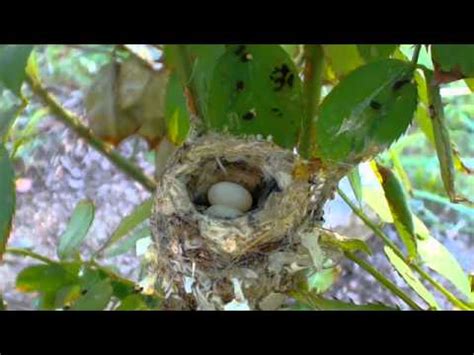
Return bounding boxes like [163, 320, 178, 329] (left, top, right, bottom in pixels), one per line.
[374, 162, 417, 260]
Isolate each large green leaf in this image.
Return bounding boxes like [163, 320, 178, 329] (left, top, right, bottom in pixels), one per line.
[99, 198, 152, 254]
[71, 278, 113, 310]
[322, 45, 364, 78]
[57, 200, 95, 260]
[314, 59, 418, 165]
[0, 45, 34, 96]
[207, 45, 304, 149]
[16, 264, 79, 294]
[431, 45, 474, 82]
[0, 144, 15, 260]
[384, 246, 440, 309]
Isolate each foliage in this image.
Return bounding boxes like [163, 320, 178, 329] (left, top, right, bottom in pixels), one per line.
[0, 44, 473, 310]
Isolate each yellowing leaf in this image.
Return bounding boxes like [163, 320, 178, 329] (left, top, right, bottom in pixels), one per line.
[384, 246, 439, 309]
[323, 45, 364, 78]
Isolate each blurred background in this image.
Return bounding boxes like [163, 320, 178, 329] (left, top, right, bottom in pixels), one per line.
[0, 45, 472, 310]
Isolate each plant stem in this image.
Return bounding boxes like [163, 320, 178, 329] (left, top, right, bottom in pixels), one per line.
[337, 187, 471, 310]
[411, 44, 422, 66]
[344, 251, 422, 310]
[6, 248, 56, 264]
[25, 74, 157, 192]
[299, 45, 324, 158]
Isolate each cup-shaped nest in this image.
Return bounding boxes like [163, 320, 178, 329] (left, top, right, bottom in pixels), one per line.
[150, 133, 338, 310]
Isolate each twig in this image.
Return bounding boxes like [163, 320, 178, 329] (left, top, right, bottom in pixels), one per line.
[6, 248, 56, 264]
[25, 73, 157, 192]
[299, 45, 324, 158]
[345, 251, 423, 310]
[337, 187, 471, 310]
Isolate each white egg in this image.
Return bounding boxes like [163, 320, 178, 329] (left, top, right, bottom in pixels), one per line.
[207, 181, 253, 212]
[205, 204, 244, 219]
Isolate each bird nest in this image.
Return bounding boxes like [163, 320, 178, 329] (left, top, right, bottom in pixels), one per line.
[149, 133, 341, 310]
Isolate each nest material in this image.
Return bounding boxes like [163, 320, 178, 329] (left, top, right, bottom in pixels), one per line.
[150, 133, 341, 310]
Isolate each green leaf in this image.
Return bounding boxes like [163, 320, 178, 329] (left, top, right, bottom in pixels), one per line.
[374, 163, 417, 261]
[415, 219, 473, 302]
[362, 186, 393, 223]
[186, 45, 226, 119]
[0, 104, 20, 142]
[384, 246, 440, 309]
[319, 230, 372, 256]
[16, 264, 79, 294]
[424, 70, 467, 203]
[103, 226, 150, 258]
[57, 200, 95, 260]
[54, 284, 82, 308]
[431, 45, 474, 81]
[207, 45, 304, 150]
[307, 268, 339, 294]
[164, 72, 190, 145]
[347, 166, 363, 203]
[465, 78, 474, 92]
[116, 294, 149, 310]
[322, 45, 364, 78]
[0, 45, 34, 96]
[281, 45, 300, 59]
[0, 144, 15, 260]
[357, 45, 397, 63]
[389, 148, 413, 195]
[71, 278, 113, 310]
[315, 59, 418, 165]
[100, 198, 152, 253]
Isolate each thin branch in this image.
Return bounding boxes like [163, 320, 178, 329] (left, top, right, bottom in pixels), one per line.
[299, 45, 324, 158]
[345, 251, 423, 310]
[25, 73, 157, 192]
[6, 248, 56, 264]
[337, 187, 471, 310]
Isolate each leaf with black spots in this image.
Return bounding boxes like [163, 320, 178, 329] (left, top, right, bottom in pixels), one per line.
[207, 45, 304, 149]
[314, 59, 417, 166]
[71, 278, 113, 310]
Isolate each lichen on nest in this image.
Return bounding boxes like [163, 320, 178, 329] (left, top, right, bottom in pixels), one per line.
[149, 132, 342, 310]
